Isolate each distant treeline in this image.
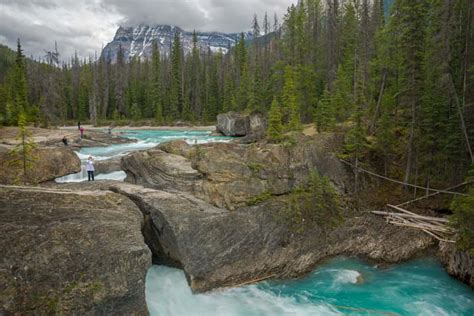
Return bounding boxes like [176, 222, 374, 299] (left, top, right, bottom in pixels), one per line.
[0, 0, 473, 187]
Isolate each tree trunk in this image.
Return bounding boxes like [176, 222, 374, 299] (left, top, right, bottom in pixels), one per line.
[370, 70, 387, 133]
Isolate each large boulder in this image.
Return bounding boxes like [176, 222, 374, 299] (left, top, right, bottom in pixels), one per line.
[121, 148, 202, 192]
[238, 113, 267, 143]
[68, 130, 133, 148]
[157, 140, 194, 158]
[0, 147, 81, 185]
[0, 185, 151, 315]
[94, 156, 123, 174]
[216, 112, 250, 136]
[438, 242, 474, 289]
[216, 111, 267, 141]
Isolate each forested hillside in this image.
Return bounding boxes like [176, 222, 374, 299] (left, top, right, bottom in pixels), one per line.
[0, 0, 473, 187]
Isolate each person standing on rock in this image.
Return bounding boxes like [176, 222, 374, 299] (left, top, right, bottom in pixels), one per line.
[86, 156, 95, 181]
[80, 126, 84, 139]
[62, 136, 68, 146]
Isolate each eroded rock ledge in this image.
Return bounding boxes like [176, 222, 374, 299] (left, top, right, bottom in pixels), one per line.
[0, 147, 81, 185]
[52, 180, 434, 293]
[122, 134, 350, 210]
[0, 185, 151, 315]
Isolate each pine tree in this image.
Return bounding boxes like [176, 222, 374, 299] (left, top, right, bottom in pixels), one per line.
[396, 0, 429, 187]
[282, 65, 302, 131]
[130, 103, 141, 120]
[8, 113, 37, 184]
[150, 41, 164, 124]
[169, 31, 183, 120]
[190, 31, 202, 117]
[114, 45, 126, 117]
[314, 88, 335, 132]
[11, 39, 28, 125]
[344, 73, 368, 191]
[267, 97, 283, 141]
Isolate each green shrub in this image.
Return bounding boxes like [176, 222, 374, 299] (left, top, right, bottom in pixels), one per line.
[277, 169, 343, 233]
[450, 165, 474, 254]
[247, 163, 264, 175]
[246, 190, 273, 206]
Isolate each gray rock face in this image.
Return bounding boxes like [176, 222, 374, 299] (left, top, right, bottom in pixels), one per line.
[438, 242, 474, 289]
[122, 134, 350, 209]
[0, 185, 151, 315]
[216, 111, 267, 142]
[121, 148, 202, 192]
[216, 112, 250, 136]
[94, 156, 123, 174]
[157, 140, 193, 158]
[91, 182, 433, 293]
[239, 113, 268, 143]
[0, 147, 81, 185]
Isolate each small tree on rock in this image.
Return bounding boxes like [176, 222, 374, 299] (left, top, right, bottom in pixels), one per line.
[267, 97, 283, 141]
[8, 113, 37, 184]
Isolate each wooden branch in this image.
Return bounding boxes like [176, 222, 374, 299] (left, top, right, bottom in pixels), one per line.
[387, 204, 419, 216]
[371, 211, 449, 223]
[396, 181, 473, 207]
[388, 220, 453, 233]
[339, 159, 467, 196]
[420, 228, 455, 243]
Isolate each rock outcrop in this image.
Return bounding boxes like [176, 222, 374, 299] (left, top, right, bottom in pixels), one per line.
[0, 147, 81, 185]
[94, 156, 123, 174]
[122, 134, 349, 209]
[0, 185, 151, 315]
[157, 140, 193, 158]
[216, 112, 267, 142]
[68, 130, 133, 148]
[216, 112, 250, 136]
[50, 181, 434, 293]
[438, 242, 474, 289]
[121, 148, 202, 192]
[239, 113, 267, 143]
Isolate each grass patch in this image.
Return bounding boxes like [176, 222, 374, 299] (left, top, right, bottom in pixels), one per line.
[276, 170, 344, 233]
[246, 190, 273, 206]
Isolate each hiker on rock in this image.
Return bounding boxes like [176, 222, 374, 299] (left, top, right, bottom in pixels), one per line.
[86, 156, 95, 181]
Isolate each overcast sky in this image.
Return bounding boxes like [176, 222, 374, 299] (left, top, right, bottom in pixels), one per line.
[0, 0, 294, 60]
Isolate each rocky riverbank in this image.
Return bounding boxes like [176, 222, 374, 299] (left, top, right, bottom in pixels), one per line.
[1, 128, 472, 313]
[0, 185, 151, 315]
[0, 126, 133, 148]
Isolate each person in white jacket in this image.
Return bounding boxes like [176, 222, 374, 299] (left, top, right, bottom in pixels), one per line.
[86, 156, 95, 181]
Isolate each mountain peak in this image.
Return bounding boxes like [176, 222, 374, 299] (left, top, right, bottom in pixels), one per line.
[102, 24, 250, 62]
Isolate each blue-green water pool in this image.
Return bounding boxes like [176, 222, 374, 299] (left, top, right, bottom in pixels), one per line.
[146, 257, 474, 316]
[78, 129, 232, 159]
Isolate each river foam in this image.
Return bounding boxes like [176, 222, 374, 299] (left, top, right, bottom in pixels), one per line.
[145, 257, 474, 316]
[56, 129, 231, 183]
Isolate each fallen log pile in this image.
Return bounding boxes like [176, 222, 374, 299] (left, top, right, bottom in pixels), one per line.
[372, 204, 456, 243]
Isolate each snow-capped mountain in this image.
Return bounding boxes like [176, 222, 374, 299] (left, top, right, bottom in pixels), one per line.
[102, 25, 250, 62]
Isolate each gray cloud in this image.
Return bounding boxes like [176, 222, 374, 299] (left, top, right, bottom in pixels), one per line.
[0, 0, 293, 60]
[105, 0, 293, 32]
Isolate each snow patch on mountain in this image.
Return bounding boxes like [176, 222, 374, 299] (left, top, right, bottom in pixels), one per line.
[102, 24, 250, 62]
